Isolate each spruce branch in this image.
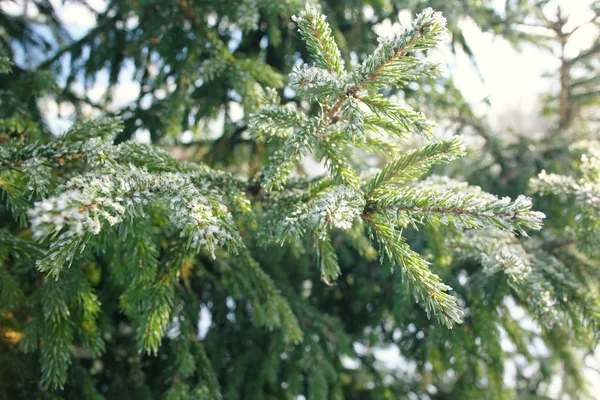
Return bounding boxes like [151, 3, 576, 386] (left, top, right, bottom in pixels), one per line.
[347, 134, 400, 158]
[319, 137, 361, 188]
[290, 65, 346, 101]
[358, 94, 435, 138]
[365, 137, 466, 197]
[260, 120, 321, 191]
[531, 154, 600, 253]
[256, 7, 447, 190]
[372, 188, 545, 235]
[251, 104, 306, 139]
[0, 118, 123, 171]
[292, 4, 345, 75]
[37, 269, 104, 390]
[5, 2, 592, 397]
[315, 234, 341, 284]
[353, 7, 447, 91]
[39, 283, 74, 389]
[337, 97, 367, 141]
[449, 230, 532, 279]
[363, 114, 412, 141]
[136, 268, 178, 355]
[229, 252, 303, 344]
[530, 170, 581, 197]
[366, 212, 463, 327]
[284, 185, 365, 239]
[30, 165, 243, 278]
[448, 231, 570, 328]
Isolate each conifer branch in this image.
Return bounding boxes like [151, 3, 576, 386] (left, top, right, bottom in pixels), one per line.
[320, 137, 361, 188]
[448, 230, 576, 328]
[258, 7, 448, 190]
[292, 4, 345, 75]
[358, 94, 435, 138]
[290, 65, 346, 101]
[260, 121, 320, 191]
[531, 153, 600, 253]
[373, 188, 545, 235]
[364, 137, 466, 197]
[365, 212, 463, 327]
[449, 230, 532, 279]
[228, 252, 304, 343]
[353, 7, 447, 91]
[282, 185, 365, 240]
[30, 165, 243, 278]
[252, 104, 306, 139]
[315, 234, 341, 284]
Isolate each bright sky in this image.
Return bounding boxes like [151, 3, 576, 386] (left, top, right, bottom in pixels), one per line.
[451, 0, 598, 131]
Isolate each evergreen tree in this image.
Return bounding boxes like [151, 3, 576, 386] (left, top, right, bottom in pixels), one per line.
[456, 2, 600, 396]
[1, 2, 599, 400]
